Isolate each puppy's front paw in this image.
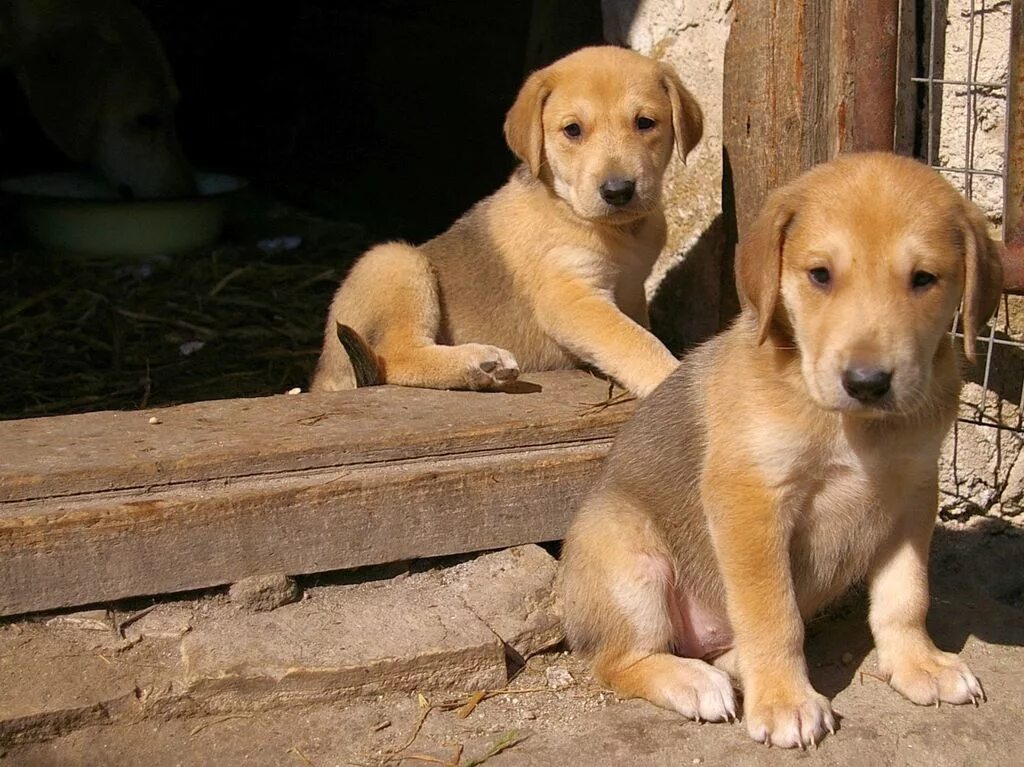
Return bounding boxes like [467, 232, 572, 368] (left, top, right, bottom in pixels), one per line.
[885, 649, 984, 706]
[745, 684, 835, 749]
[460, 344, 520, 390]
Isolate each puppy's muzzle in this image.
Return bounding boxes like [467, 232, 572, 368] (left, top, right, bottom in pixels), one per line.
[600, 177, 636, 206]
[841, 365, 893, 403]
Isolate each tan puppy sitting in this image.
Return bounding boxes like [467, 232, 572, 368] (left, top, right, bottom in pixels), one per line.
[311, 46, 703, 397]
[559, 153, 1004, 748]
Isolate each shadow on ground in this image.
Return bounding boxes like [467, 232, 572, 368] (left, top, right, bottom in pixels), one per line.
[806, 517, 1024, 701]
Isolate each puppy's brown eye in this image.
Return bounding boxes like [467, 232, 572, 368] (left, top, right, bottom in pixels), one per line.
[911, 270, 938, 290]
[808, 267, 831, 287]
[563, 123, 582, 139]
[636, 116, 656, 131]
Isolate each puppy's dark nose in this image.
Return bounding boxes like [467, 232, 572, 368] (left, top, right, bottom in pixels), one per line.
[600, 178, 635, 206]
[842, 366, 892, 402]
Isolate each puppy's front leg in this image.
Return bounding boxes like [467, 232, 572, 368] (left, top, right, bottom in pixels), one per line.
[703, 464, 835, 748]
[868, 482, 984, 706]
[534, 249, 678, 396]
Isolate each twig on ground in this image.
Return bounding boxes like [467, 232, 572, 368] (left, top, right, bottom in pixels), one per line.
[288, 745, 315, 765]
[577, 380, 635, 414]
[189, 714, 256, 737]
[435, 686, 552, 712]
[116, 605, 157, 638]
[378, 694, 434, 765]
[454, 691, 487, 719]
[859, 670, 888, 685]
[463, 731, 526, 767]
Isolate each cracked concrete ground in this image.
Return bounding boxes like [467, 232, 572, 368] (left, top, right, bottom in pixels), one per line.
[2, 520, 1024, 767]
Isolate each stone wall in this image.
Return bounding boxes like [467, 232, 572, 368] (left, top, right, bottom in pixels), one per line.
[602, 0, 734, 352]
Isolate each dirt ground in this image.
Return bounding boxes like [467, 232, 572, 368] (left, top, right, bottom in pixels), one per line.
[2, 518, 1023, 767]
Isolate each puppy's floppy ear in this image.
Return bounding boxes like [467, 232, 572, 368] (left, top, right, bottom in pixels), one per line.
[958, 200, 1004, 362]
[735, 186, 797, 345]
[660, 64, 703, 163]
[504, 69, 551, 178]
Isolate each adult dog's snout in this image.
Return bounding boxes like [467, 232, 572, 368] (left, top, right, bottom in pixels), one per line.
[841, 365, 892, 402]
[600, 177, 636, 206]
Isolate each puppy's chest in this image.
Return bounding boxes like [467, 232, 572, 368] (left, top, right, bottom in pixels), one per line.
[756, 425, 919, 554]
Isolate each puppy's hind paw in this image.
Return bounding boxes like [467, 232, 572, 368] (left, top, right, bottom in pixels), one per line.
[461, 345, 520, 391]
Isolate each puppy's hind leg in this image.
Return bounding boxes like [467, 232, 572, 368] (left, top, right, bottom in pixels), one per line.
[312, 243, 519, 392]
[366, 245, 519, 391]
[560, 492, 736, 723]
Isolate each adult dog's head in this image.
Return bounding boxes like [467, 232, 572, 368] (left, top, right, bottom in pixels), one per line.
[504, 46, 703, 224]
[736, 152, 1004, 417]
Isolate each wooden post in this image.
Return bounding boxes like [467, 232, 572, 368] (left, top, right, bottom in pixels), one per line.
[723, 0, 900, 241]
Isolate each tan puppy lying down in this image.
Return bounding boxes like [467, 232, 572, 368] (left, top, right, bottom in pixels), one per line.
[559, 153, 1004, 748]
[311, 46, 703, 397]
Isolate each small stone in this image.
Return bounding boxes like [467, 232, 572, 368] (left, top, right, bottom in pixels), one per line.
[148, 416, 161, 425]
[286, 387, 302, 395]
[693, 759, 701, 765]
[545, 665, 575, 691]
[841, 652, 854, 666]
[229, 573, 301, 612]
[523, 710, 537, 720]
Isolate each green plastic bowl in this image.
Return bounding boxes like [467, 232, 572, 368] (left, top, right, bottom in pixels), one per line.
[0, 171, 247, 257]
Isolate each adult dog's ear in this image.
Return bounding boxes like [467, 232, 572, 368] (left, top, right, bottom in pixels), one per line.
[15, 29, 109, 163]
[735, 185, 797, 345]
[504, 69, 551, 178]
[660, 64, 703, 163]
[959, 200, 1004, 362]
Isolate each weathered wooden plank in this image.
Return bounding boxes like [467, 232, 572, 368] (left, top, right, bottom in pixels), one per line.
[0, 371, 635, 616]
[0, 371, 629, 503]
[0, 443, 607, 616]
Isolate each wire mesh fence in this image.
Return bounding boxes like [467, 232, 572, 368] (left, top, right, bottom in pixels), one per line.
[911, 0, 1024, 437]
[905, 0, 1023, 517]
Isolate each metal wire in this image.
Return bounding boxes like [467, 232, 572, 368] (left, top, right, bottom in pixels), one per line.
[917, 0, 1024, 436]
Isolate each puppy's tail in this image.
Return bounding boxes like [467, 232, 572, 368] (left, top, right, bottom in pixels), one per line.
[335, 323, 383, 387]
[310, 322, 383, 390]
